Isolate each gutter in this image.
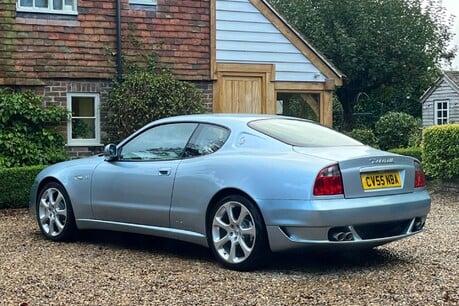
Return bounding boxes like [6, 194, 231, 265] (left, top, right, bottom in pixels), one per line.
[116, 0, 123, 82]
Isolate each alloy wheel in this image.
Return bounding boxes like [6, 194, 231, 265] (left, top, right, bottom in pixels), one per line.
[211, 200, 256, 264]
[38, 187, 68, 237]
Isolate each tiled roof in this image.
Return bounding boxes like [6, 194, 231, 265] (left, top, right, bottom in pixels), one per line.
[445, 71, 459, 86]
[419, 70, 459, 103]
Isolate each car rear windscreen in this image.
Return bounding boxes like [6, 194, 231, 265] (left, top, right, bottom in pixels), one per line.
[248, 118, 363, 147]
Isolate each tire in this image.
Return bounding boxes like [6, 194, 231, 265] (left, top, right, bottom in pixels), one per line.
[207, 195, 269, 271]
[36, 182, 77, 242]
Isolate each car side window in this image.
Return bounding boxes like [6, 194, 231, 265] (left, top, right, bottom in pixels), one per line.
[185, 124, 230, 157]
[120, 123, 198, 161]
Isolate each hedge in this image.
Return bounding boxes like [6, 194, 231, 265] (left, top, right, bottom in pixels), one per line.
[389, 147, 422, 162]
[0, 165, 47, 209]
[422, 124, 459, 181]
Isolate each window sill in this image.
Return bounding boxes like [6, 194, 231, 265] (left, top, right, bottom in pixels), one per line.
[16, 12, 79, 26]
[17, 8, 78, 16]
[67, 141, 103, 147]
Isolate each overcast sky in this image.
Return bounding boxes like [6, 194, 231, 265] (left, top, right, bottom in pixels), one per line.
[443, 0, 459, 69]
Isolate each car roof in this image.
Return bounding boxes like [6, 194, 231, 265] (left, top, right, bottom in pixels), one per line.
[152, 113, 282, 126]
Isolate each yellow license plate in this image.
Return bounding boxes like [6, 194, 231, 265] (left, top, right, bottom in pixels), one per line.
[361, 171, 401, 190]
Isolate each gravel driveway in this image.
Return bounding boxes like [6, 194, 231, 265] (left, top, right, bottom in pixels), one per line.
[1, 192, 457, 306]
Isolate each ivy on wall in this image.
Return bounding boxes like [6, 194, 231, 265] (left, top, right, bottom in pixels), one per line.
[0, 88, 69, 167]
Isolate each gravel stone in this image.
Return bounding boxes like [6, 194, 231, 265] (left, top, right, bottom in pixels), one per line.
[0, 192, 457, 305]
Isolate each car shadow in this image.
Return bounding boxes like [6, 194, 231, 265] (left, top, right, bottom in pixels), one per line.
[70, 230, 410, 274]
[76, 229, 214, 263]
[262, 247, 412, 274]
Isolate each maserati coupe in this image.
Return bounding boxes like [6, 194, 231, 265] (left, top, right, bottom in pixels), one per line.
[30, 114, 431, 270]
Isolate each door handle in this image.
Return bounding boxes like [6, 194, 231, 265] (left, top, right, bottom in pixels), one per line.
[159, 168, 172, 176]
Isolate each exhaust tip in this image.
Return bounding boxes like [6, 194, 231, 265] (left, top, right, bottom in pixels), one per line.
[344, 232, 354, 241]
[412, 217, 426, 232]
[333, 232, 346, 241]
[329, 227, 354, 241]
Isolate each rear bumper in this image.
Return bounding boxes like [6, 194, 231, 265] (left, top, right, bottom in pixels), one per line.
[257, 189, 431, 252]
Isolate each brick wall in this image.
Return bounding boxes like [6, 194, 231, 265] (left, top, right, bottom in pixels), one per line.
[124, 0, 211, 80]
[0, 0, 211, 85]
[441, 181, 459, 194]
[38, 79, 111, 158]
[1, 0, 212, 156]
[194, 81, 214, 112]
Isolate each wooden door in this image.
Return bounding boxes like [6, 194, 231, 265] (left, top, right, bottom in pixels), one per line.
[214, 64, 275, 114]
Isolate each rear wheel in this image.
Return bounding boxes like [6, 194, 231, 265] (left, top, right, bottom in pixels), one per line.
[36, 182, 77, 241]
[207, 195, 269, 270]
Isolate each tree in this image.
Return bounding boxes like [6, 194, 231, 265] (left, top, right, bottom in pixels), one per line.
[269, 0, 456, 129]
[103, 58, 205, 143]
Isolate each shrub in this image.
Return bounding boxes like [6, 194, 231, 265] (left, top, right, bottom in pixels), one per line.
[408, 127, 423, 148]
[0, 165, 47, 209]
[389, 147, 422, 162]
[422, 124, 459, 181]
[0, 89, 68, 167]
[374, 112, 420, 150]
[346, 128, 378, 148]
[103, 62, 206, 143]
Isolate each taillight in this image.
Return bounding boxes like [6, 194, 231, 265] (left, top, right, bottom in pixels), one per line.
[313, 164, 344, 196]
[414, 161, 426, 188]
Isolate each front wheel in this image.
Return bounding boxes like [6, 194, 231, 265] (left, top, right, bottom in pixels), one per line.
[36, 182, 77, 242]
[207, 195, 269, 270]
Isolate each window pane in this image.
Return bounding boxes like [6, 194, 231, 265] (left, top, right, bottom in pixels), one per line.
[72, 119, 95, 139]
[185, 124, 229, 157]
[121, 123, 198, 161]
[249, 118, 362, 147]
[53, 0, 62, 9]
[36, 0, 48, 8]
[64, 0, 74, 10]
[20, 0, 33, 6]
[130, 0, 157, 4]
[72, 97, 95, 117]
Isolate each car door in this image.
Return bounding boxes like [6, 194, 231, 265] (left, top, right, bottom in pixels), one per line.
[170, 123, 231, 234]
[91, 122, 198, 227]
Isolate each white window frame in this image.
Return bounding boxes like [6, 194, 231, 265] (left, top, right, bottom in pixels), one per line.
[67, 93, 101, 146]
[17, 0, 78, 15]
[434, 100, 449, 125]
[129, 0, 157, 5]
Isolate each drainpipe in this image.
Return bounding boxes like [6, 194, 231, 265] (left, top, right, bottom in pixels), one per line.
[116, 0, 123, 82]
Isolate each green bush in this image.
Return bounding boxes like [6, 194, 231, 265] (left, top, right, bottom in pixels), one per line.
[389, 147, 422, 162]
[346, 128, 378, 148]
[374, 112, 420, 150]
[0, 89, 69, 167]
[103, 62, 205, 143]
[408, 127, 423, 148]
[0, 165, 47, 209]
[422, 124, 459, 181]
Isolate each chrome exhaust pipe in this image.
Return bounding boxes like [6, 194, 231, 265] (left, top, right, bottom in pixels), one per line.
[333, 232, 346, 241]
[344, 232, 354, 241]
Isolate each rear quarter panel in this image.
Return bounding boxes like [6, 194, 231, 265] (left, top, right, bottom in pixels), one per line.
[170, 148, 330, 236]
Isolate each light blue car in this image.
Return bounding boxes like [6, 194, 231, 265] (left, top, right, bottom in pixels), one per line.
[30, 114, 431, 270]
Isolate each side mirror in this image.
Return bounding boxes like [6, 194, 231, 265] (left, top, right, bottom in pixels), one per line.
[104, 144, 119, 161]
